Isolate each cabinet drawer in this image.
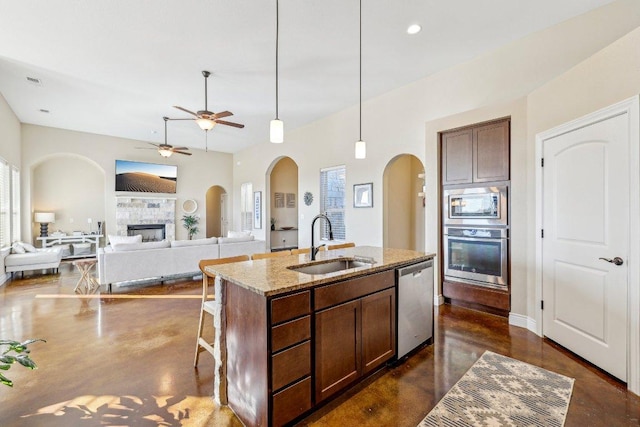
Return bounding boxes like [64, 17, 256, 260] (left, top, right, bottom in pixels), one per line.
[272, 341, 311, 391]
[314, 270, 394, 311]
[272, 315, 311, 353]
[271, 290, 311, 325]
[272, 376, 312, 427]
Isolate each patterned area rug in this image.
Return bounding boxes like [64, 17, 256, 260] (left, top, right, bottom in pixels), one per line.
[420, 351, 574, 427]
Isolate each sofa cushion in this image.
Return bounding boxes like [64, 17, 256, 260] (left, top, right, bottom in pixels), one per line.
[108, 234, 143, 245]
[11, 242, 25, 254]
[171, 237, 218, 247]
[5, 249, 62, 266]
[227, 230, 252, 238]
[218, 235, 255, 244]
[111, 240, 171, 252]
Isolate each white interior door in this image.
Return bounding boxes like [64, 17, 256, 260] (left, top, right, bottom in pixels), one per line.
[542, 113, 629, 381]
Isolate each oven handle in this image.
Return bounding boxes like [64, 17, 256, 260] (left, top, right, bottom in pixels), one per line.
[445, 235, 506, 242]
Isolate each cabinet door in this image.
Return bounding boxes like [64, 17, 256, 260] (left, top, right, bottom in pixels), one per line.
[473, 120, 510, 182]
[361, 288, 396, 375]
[441, 128, 473, 185]
[315, 299, 361, 402]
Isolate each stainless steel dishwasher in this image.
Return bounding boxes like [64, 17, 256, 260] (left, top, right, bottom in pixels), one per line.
[397, 259, 434, 359]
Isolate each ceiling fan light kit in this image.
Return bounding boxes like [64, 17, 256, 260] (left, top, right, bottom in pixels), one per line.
[270, 0, 284, 144]
[172, 70, 244, 136]
[355, 0, 366, 159]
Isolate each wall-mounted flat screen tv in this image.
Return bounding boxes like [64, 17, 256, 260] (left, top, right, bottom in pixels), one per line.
[115, 160, 177, 193]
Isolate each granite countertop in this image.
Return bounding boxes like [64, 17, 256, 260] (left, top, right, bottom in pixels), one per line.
[205, 245, 435, 297]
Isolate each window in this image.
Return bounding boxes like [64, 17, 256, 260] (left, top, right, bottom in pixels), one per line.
[320, 165, 346, 240]
[0, 158, 10, 247]
[240, 182, 253, 232]
[11, 166, 20, 243]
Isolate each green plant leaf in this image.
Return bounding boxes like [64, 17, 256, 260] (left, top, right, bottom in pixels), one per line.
[0, 372, 13, 387]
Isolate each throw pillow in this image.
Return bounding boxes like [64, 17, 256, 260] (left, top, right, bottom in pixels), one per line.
[227, 230, 252, 238]
[21, 242, 37, 252]
[11, 242, 25, 254]
[108, 234, 143, 245]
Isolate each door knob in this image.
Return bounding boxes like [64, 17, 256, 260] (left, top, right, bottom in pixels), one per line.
[599, 257, 624, 266]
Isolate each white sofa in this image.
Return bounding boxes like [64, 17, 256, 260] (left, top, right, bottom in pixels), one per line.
[4, 247, 63, 277]
[97, 236, 265, 292]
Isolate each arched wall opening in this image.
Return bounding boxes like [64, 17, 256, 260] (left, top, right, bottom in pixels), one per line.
[266, 156, 299, 251]
[205, 185, 227, 238]
[382, 154, 425, 251]
[31, 153, 105, 244]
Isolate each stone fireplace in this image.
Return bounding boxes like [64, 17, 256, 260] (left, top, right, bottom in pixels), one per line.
[115, 197, 176, 241]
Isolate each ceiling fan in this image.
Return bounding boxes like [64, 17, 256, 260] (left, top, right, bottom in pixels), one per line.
[172, 70, 245, 131]
[138, 117, 192, 158]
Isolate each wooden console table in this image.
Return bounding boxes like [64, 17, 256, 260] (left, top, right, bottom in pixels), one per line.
[37, 235, 102, 259]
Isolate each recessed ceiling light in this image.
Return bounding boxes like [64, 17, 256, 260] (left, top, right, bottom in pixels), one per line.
[407, 24, 421, 35]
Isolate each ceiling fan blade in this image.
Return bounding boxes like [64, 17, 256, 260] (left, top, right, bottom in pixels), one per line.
[135, 147, 158, 150]
[174, 151, 192, 156]
[173, 106, 199, 117]
[166, 117, 195, 121]
[213, 111, 233, 119]
[146, 142, 160, 147]
[171, 147, 189, 151]
[215, 120, 245, 129]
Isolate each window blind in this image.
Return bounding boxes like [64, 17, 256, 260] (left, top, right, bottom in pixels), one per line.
[11, 166, 20, 243]
[0, 158, 10, 247]
[240, 182, 253, 232]
[319, 165, 346, 240]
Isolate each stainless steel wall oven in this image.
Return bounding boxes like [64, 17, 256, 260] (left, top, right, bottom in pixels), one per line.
[443, 227, 508, 290]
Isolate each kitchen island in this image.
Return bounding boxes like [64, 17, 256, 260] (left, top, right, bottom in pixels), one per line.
[206, 246, 434, 427]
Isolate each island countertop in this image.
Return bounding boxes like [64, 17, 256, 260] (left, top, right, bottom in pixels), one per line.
[205, 245, 435, 297]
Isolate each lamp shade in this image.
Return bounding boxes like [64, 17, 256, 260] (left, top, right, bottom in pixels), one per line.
[35, 212, 55, 223]
[158, 148, 173, 158]
[355, 139, 366, 159]
[270, 119, 284, 143]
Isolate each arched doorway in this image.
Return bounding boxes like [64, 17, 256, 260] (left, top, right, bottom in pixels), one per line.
[382, 154, 425, 251]
[266, 156, 299, 251]
[205, 185, 227, 238]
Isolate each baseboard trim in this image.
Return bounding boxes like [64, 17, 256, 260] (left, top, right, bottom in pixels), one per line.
[434, 294, 445, 306]
[508, 312, 538, 335]
[0, 272, 9, 286]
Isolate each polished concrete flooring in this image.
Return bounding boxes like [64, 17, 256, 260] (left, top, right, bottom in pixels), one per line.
[0, 264, 638, 426]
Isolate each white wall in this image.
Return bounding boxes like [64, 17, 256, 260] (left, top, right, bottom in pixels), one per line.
[21, 124, 233, 242]
[526, 25, 640, 320]
[231, 1, 640, 317]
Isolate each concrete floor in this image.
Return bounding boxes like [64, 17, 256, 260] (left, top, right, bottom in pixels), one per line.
[0, 263, 638, 426]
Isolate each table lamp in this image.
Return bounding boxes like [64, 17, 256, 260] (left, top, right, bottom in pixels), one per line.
[35, 212, 55, 237]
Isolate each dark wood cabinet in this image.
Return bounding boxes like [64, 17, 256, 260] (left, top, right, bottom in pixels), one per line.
[441, 118, 510, 185]
[361, 287, 396, 375]
[315, 299, 361, 402]
[314, 271, 396, 403]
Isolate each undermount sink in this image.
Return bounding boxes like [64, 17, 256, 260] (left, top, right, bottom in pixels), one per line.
[287, 258, 374, 275]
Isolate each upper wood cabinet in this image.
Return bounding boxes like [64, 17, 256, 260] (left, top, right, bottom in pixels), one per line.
[441, 119, 510, 185]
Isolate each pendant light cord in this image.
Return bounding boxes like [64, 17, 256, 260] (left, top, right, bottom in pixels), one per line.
[275, 0, 280, 120]
[359, 0, 362, 141]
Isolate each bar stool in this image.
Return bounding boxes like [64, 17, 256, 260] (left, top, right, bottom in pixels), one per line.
[195, 254, 250, 367]
[327, 242, 355, 250]
[251, 250, 291, 260]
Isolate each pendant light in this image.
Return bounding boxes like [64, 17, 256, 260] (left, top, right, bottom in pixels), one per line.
[270, 0, 284, 143]
[354, 0, 366, 159]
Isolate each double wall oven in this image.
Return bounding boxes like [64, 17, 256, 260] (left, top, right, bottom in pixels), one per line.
[443, 186, 508, 291]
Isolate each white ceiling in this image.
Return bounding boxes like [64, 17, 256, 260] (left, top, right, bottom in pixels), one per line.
[0, 0, 616, 154]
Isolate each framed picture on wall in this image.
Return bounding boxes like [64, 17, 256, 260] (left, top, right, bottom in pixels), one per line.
[254, 191, 262, 229]
[353, 183, 373, 208]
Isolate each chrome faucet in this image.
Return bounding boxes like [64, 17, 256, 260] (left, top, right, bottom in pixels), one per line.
[310, 213, 334, 260]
